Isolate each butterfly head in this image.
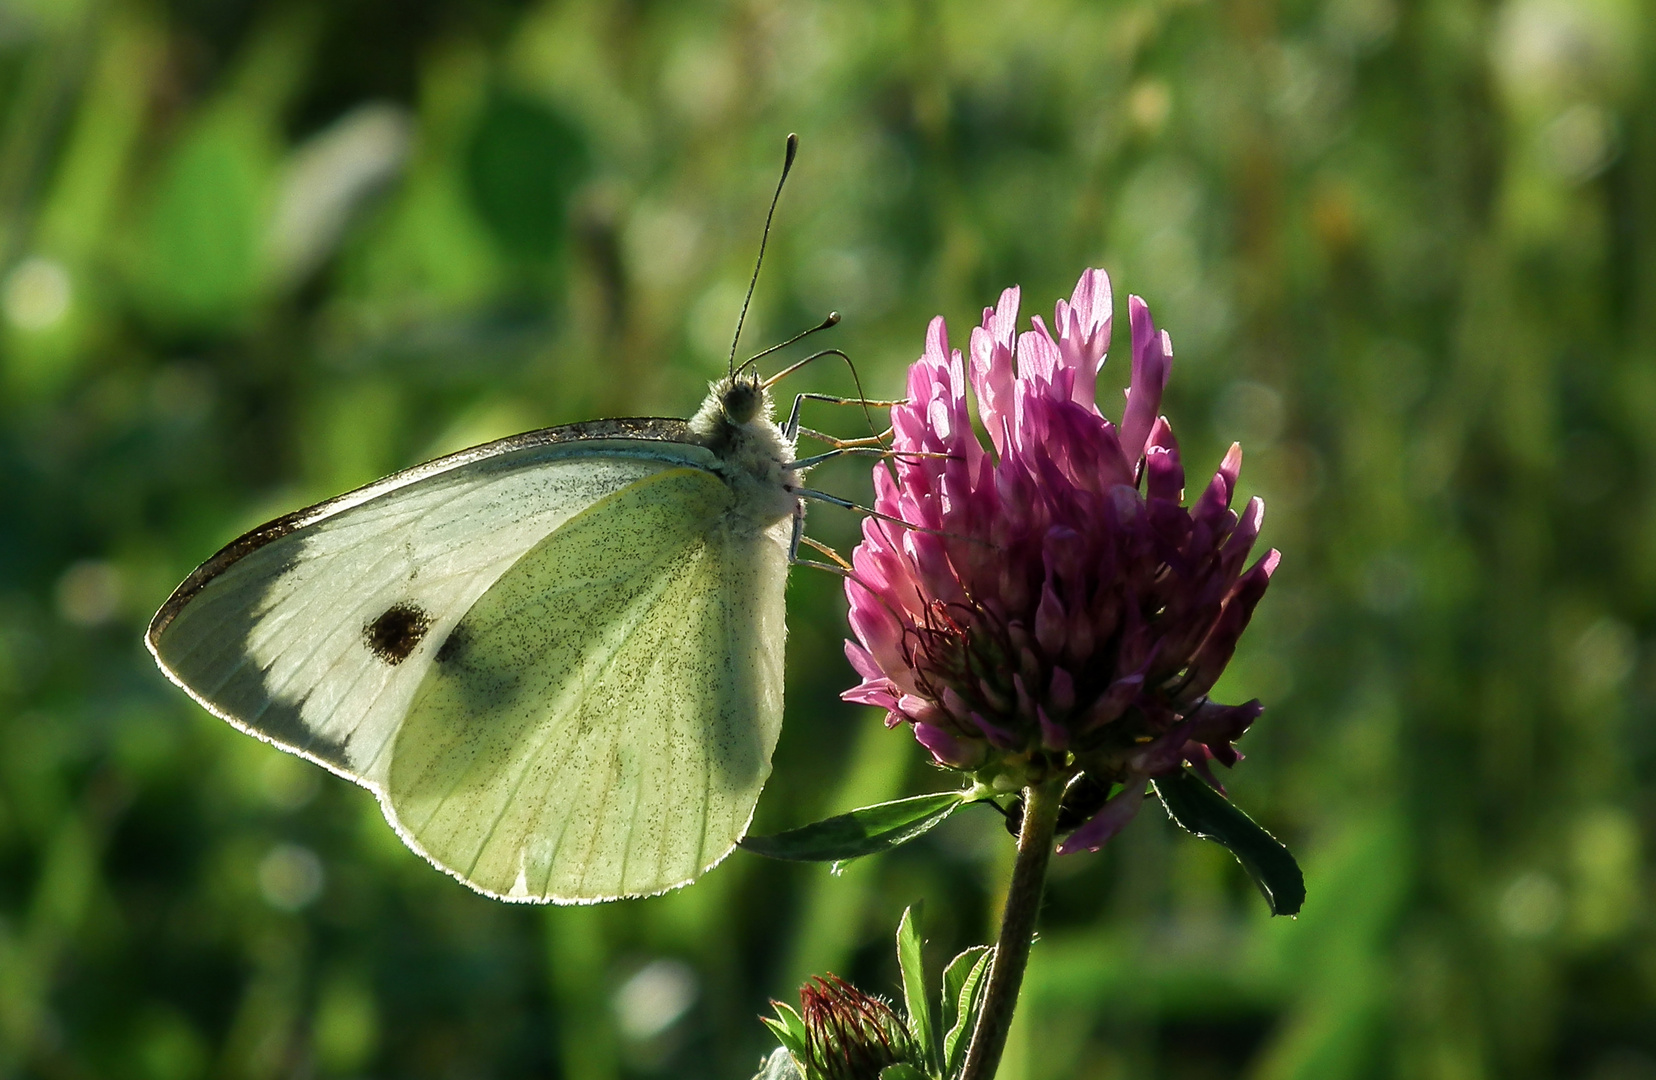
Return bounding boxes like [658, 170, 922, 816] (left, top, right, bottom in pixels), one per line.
[693, 371, 774, 441]
[717, 371, 766, 425]
[690, 373, 798, 527]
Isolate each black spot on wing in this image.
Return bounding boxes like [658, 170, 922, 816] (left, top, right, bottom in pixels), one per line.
[365, 603, 432, 665]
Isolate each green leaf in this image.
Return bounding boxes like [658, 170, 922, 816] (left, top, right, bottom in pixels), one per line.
[465, 91, 588, 261]
[1152, 770, 1306, 917]
[896, 905, 939, 1074]
[879, 1066, 929, 1080]
[740, 792, 969, 863]
[133, 108, 274, 329]
[940, 945, 993, 1077]
[938, 946, 988, 1047]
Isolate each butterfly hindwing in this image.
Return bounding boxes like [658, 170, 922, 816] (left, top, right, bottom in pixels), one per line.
[386, 467, 790, 902]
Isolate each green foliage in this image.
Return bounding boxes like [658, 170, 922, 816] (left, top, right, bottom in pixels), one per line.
[129, 107, 274, 329]
[761, 908, 993, 1080]
[465, 89, 589, 263]
[762, 1003, 810, 1067]
[879, 1066, 929, 1080]
[3, 0, 1656, 1077]
[938, 946, 992, 1079]
[741, 792, 971, 865]
[1153, 771, 1305, 916]
[895, 905, 938, 1075]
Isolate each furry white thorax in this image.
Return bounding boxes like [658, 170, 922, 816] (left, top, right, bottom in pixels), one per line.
[689, 375, 801, 533]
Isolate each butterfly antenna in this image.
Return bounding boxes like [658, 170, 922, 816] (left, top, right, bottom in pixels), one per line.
[728, 132, 799, 379]
[738, 311, 839, 374]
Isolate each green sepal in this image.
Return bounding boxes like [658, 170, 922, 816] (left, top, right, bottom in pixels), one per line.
[761, 1001, 809, 1059]
[1152, 769, 1306, 917]
[895, 905, 940, 1075]
[940, 945, 993, 1077]
[879, 1066, 929, 1080]
[740, 792, 969, 863]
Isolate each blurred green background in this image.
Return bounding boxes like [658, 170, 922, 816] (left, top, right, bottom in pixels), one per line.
[1, 0, 1653, 1076]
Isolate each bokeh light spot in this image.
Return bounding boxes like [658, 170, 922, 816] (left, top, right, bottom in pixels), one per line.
[3, 256, 72, 332]
[1572, 617, 1636, 696]
[259, 754, 321, 812]
[612, 958, 698, 1043]
[258, 843, 325, 912]
[1539, 103, 1619, 183]
[1213, 380, 1286, 450]
[56, 560, 124, 627]
[1498, 870, 1564, 939]
[1127, 79, 1171, 136]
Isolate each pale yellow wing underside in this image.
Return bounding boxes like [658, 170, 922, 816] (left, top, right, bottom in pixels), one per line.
[385, 467, 789, 903]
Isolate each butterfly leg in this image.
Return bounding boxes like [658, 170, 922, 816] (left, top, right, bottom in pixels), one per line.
[787, 500, 806, 561]
[785, 445, 952, 471]
[795, 393, 905, 407]
[793, 486, 875, 514]
[796, 427, 892, 448]
[783, 392, 904, 444]
[785, 505, 854, 577]
[793, 487, 985, 547]
[785, 504, 845, 575]
[784, 393, 806, 442]
[794, 536, 854, 576]
[785, 447, 901, 471]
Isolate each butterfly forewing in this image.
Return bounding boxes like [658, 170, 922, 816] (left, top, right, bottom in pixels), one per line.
[147, 423, 720, 785]
[386, 467, 789, 901]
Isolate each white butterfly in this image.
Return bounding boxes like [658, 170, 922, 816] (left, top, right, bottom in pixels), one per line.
[148, 372, 816, 903]
[145, 136, 881, 904]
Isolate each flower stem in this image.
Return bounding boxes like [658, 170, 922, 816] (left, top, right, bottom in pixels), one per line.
[959, 778, 1064, 1080]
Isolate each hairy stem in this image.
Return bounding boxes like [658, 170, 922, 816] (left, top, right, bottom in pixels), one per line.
[959, 778, 1064, 1080]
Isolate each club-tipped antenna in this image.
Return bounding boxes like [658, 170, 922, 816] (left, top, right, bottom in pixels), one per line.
[728, 133, 800, 378]
[736, 311, 839, 375]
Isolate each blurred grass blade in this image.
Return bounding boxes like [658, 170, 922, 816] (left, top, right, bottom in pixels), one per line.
[740, 791, 968, 862]
[781, 715, 915, 988]
[1153, 770, 1305, 916]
